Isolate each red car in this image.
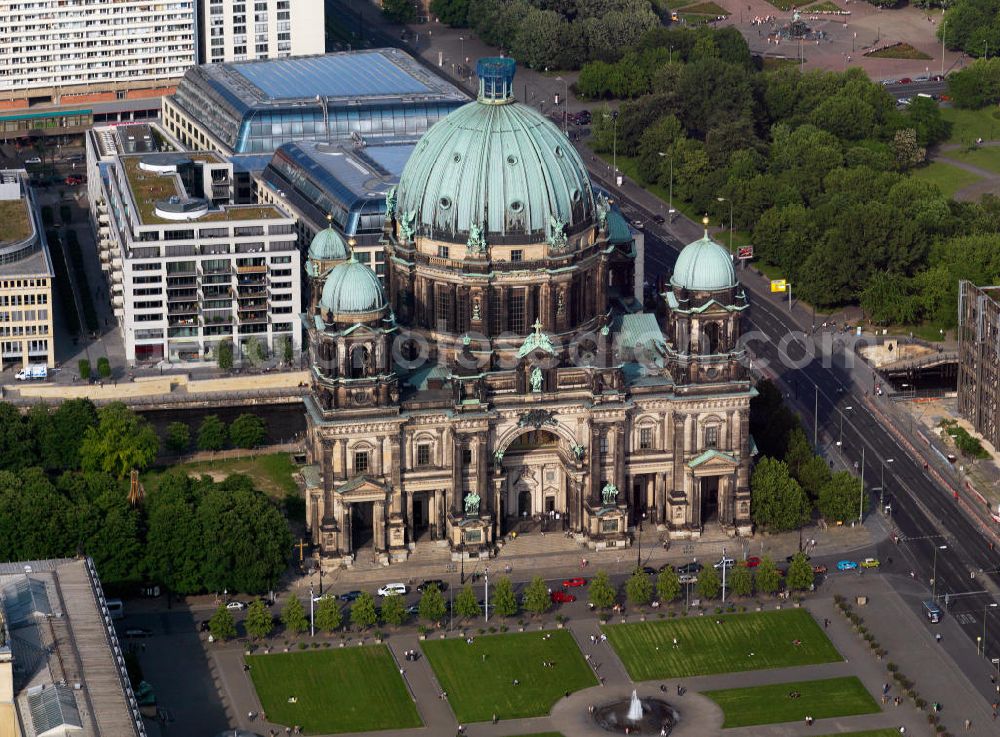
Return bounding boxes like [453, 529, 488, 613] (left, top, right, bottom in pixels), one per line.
[898, 77, 913, 84]
[551, 591, 577, 603]
[745, 556, 761, 568]
[562, 577, 587, 588]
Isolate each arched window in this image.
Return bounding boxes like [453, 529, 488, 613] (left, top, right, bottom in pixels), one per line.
[350, 345, 369, 378]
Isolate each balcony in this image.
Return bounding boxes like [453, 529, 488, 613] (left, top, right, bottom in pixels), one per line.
[167, 302, 198, 316]
[237, 264, 266, 274]
[166, 278, 198, 290]
[167, 289, 198, 302]
[236, 287, 267, 299]
[167, 316, 198, 328]
[237, 312, 268, 324]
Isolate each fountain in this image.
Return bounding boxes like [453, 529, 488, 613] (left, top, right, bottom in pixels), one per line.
[593, 690, 677, 734]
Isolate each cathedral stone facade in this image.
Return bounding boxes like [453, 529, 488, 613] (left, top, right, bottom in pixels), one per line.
[302, 59, 754, 565]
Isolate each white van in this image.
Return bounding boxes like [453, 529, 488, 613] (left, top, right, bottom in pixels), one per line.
[377, 583, 407, 597]
[15, 364, 47, 380]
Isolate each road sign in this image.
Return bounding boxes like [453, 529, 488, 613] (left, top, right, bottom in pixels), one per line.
[737, 245, 754, 260]
[770, 279, 787, 293]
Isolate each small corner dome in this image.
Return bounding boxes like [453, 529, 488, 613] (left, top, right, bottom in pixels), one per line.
[309, 226, 349, 262]
[671, 233, 737, 292]
[320, 258, 388, 319]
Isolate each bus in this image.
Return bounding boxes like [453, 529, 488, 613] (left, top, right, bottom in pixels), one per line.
[106, 598, 124, 620]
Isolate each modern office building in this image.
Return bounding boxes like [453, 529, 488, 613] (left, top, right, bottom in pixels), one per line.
[162, 48, 468, 154]
[0, 557, 147, 737]
[0, 0, 196, 138]
[958, 280, 1000, 449]
[257, 138, 417, 284]
[0, 170, 55, 371]
[201, 0, 325, 64]
[87, 124, 301, 365]
[301, 60, 754, 566]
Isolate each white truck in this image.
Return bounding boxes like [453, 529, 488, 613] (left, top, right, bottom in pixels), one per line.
[14, 364, 47, 381]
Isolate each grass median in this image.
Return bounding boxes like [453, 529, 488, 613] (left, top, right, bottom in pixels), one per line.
[705, 676, 879, 727]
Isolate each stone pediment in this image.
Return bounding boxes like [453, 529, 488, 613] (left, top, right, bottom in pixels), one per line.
[335, 475, 389, 501]
[688, 449, 740, 476]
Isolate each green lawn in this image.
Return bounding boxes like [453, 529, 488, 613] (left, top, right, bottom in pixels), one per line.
[509, 734, 565, 737]
[422, 630, 597, 722]
[147, 452, 299, 498]
[705, 676, 880, 728]
[602, 609, 841, 680]
[911, 160, 983, 198]
[939, 106, 1000, 145]
[803, 0, 842, 10]
[943, 146, 1000, 174]
[246, 647, 421, 734]
[819, 731, 908, 737]
[683, 1, 729, 14]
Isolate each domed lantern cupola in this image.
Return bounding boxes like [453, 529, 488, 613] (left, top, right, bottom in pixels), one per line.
[477, 57, 516, 103]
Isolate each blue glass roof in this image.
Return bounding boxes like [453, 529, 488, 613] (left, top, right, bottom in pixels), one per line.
[364, 143, 416, 177]
[232, 52, 430, 102]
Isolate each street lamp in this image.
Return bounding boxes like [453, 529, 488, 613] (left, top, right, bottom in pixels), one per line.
[658, 151, 674, 219]
[716, 196, 734, 256]
[484, 567, 490, 623]
[309, 580, 315, 637]
[459, 36, 465, 73]
[941, 20, 948, 77]
[880, 458, 894, 511]
[838, 406, 853, 447]
[984, 602, 999, 656]
[604, 111, 619, 186]
[556, 76, 568, 134]
[931, 544, 947, 600]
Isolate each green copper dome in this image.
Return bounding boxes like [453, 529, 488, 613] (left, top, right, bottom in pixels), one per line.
[320, 257, 388, 318]
[671, 230, 736, 292]
[309, 225, 350, 262]
[396, 58, 595, 242]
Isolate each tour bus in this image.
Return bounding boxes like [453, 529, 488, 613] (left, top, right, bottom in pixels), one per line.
[922, 600, 942, 623]
[106, 598, 124, 620]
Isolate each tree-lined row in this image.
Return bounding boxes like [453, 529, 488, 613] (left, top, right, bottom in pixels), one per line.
[164, 414, 267, 454]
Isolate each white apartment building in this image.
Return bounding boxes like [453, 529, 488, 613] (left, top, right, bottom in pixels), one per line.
[0, 169, 54, 371]
[201, 0, 324, 64]
[87, 124, 301, 365]
[0, 0, 196, 114]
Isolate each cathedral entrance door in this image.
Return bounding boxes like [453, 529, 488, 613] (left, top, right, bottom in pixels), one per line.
[412, 492, 430, 541]
[518, 489, 532, 518]
[351, 501, 375, 553]
[700, 476, 720, 525]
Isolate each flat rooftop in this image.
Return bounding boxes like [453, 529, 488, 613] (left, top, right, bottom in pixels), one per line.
[121, 154, 285, 225]
[282, 139, 416, 199]
[0, 198, 31, 245]
[197, 48, 467, 111]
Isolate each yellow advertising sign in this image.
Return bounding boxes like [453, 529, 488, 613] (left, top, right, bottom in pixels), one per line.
[770, 279, 787, 293]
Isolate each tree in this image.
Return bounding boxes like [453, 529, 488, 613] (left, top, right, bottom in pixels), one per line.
[79, 402, 159, 478]
[697, 565, 721, 600]
[314, 596, 343, 633]
[78, 359, 91, 381]
[522, 576, 551, 615]
[165, 422, 191, 453]
[431, 0, 470, 26]
[798, 455, 832, 500]
[817, 471, 866, 523]
[0, 403, 37, 471]
[492, 576, 518, 619]
[281, 596, 308, 635]
[589, 570, 617, 610]
[197, 415, 228, 451]
[209, 604, 236, 641]
[97, 356, 112, 380]
[729, 563, 753, 598]
[245, 598, 274, 640]
[626, 569, 653, 607]
[786, 552, 815, 591]
[217, 340, 234, 371]
[382, 0, 416, 24]
[196, 476, 292, 594]
[454, 585, 480, 619]
[229, 413, 266, 449]
[784, 427, 813, 479]
[418, 583, 447, 624]
[657, 567, 681, 603]
[352, 591, 379, 629]
[381, 592, 407, 627]
[891, 128, 925, 171]
[35, 398, 97, 472]
[755, 556, 782, 595]
[144, 472, 204, 595]
[277, 335, 294, 364]
[750, 457, 812, 532]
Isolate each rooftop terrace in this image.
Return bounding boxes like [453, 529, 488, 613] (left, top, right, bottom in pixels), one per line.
[0, 198, 31, 245]
[121, 156, 284, 225]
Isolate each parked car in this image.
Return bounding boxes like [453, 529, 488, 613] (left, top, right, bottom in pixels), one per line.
[641, 566, 658, 576]
[417, 579, 448, 593]
[377, 583, 408, 597]
[898, 77, 913, 84]
[562, 577, 587, 588]
[860, 557, 880, 568]
[312, 594, 335, 603]
[339, 590, 362, 602]
[652, 214, 665, 224]
[745, 556, 761, 568]
[658, 563, 675, 573]
[677, 562, 703, 575]
[551, 590, 577, 603]
[714, 557, 735, 570]
[225, 601, 247, 610]
[24, 157, 41, 164]
[813, 564, 828, 575]
[124, 627, 153, 638]
[837, 560, 858, 571]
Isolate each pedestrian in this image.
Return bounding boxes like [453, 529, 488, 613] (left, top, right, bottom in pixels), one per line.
[672, 636, 678, 648]
[823, 618, 829, 629]
[492, 713, 498, 724]
[964, 718, 972, 731]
